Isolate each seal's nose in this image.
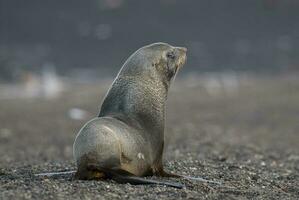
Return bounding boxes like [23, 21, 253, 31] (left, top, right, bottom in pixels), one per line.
[174, 46, 187, 68]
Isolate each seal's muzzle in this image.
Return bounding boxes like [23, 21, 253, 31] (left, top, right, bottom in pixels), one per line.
[174, 46, 187, 69]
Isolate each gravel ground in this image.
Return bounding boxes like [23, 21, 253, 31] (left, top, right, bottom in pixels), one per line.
[0, 74, 299, 199]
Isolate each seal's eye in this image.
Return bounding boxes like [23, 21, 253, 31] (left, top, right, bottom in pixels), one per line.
[166, 51, 175, 60]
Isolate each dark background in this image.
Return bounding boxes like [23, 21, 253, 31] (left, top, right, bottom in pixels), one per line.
[1, 0, 299, 81]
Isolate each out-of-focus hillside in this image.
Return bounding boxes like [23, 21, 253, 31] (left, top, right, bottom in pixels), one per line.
[1, 0, 299, 81]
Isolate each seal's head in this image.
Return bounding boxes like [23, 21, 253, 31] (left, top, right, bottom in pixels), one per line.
[120, 42, 187, 87]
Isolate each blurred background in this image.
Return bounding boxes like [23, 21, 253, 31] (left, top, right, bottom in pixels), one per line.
[1, 0, 299, 83]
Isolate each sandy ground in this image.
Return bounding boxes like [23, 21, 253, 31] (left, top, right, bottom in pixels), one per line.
[0, 74, 299, 199]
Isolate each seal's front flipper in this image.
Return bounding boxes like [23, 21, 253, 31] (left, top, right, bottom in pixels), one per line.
[97, 167, 184, 189]
[112, 175, 184, 188]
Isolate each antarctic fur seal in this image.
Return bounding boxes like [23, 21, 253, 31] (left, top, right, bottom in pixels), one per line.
[35, 43, 221, 188]
[73, 42, 187, 187]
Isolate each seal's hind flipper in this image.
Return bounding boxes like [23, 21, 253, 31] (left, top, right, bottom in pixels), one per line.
[74, 168, 106, 180]
[35, 170, 76, 177]
[181, 175, 222, 185]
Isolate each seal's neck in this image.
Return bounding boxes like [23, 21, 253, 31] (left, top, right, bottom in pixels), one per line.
[99, 76, 168, 133]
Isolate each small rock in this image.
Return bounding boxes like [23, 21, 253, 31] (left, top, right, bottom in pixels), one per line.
[0, 128, 12, 139]
[68, 108, 89, 120]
